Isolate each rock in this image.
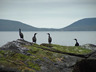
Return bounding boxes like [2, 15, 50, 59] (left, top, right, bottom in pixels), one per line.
[0, 65, 19, 72]
[0, 40, 96, 72]
[86, 50, 96, 59]
[0, 39, 32, 55]
[81, 44, 96, 51]
[73, 48, 96, 72]
[73, 59, 96, 72]
[33, 56, 81, 72]
[62, 55, 81, 67]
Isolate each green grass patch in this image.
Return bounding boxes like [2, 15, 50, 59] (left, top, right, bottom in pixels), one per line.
[51, 44, 91, 54]
[0, 43, 92, 72]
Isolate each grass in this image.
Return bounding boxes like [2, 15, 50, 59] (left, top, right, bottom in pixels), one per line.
[0, 50, 40, 72]
[51, 44, 91, 54]
[26, 43, 92, 61]
[0, 43, 92, 72]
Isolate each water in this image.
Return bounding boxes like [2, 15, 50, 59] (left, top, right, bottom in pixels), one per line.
[0, 31, 96, 47]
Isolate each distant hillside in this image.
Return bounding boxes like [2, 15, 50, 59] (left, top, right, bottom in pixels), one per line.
[0, 19, 57, 31]
[0, 18, 96, 31]
[60, 18, 96, 31]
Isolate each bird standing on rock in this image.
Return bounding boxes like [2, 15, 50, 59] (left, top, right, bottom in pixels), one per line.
[32, 33, 37, 43]
[19, 28, 24, 40]
[74, 38, 79, 46]
[47, 33, 52, 44]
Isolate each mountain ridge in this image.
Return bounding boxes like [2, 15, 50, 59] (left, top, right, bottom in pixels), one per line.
[0, 19, 58, 31]
[0, 18, 96, 31]
[60, 18, 96, 31]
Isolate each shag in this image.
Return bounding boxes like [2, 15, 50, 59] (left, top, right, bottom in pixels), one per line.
[32, 33, 37, 43]
[19, 28, 24, 39]
[47, 33, 52, 44]
[74, 38, 79, 46]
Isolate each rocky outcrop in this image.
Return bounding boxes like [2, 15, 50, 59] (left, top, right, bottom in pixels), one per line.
[81, 44, 96, 51]
[0, 66, 19, 72]
[33, 55, 80, 72]
[0, 39, 96, 72]
[72, 44, 96, 72]
[0, 39, 32, 55]
[73, 59, 96, 72]
[73, 44, 96, 72]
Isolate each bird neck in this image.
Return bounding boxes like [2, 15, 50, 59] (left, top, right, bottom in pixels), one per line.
[76, 41, 78, 43]
[48, 35, 50, 37]
[19, 30, 21, 33]
[34, 34, 36, 37]
[75, 39, 77, 42]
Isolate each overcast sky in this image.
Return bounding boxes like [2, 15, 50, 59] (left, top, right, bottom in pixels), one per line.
[0, 0, 96, 28]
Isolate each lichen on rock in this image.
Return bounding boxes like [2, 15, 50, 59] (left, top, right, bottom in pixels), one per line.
[0, 39, 96, 72]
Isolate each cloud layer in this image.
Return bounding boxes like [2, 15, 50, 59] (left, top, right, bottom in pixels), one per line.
[0, 0, 96, 28]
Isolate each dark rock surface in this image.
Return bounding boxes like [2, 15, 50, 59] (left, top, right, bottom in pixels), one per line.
[0, 39, 32, 55]
[0, 66, 19, 72]
[73, 59, 96, 72]
[34, 56, 80, 72]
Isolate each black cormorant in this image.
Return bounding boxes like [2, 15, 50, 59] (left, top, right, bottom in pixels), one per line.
[32, 33, 37, 43]
[19, 28, 24, 39]
[74, 38, 79, 46]
[47, 33, 52, 44]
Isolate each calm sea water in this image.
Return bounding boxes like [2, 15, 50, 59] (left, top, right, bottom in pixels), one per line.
[0, 31, 96, 47]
